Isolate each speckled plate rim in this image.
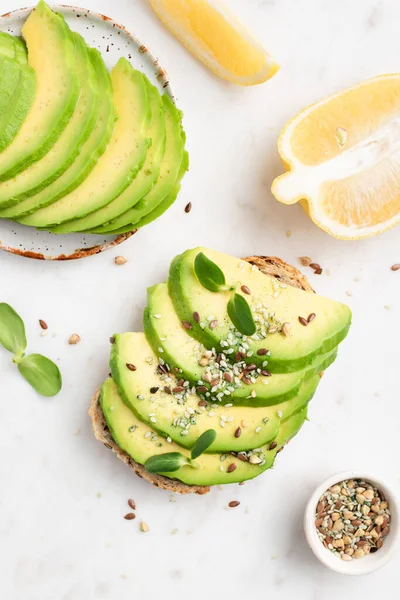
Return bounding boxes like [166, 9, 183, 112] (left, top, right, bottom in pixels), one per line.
[0, 4, 175, 261]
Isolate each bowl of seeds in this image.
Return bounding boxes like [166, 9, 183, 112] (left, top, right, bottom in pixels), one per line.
[304, 471, 399, 575]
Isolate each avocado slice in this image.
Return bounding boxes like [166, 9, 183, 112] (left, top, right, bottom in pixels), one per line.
[0, 58, 22, 116]
[144, 282, 337, 406]
[53, 78, 167, 232]
[0, 33, 98, 208]
[0, 33, 27, 64]
[0, 1, 80, 181]
[110, 331, 318, 452]
[13, 38, 28, 65]
[0, 32, 17, 60]
[22, 59, 151, 228]
[88, 94, 186, 234]
[104, 149, 189, 233]
[168, 248, 351, 373]
[5, 49, 114, 220]
[100, 377, 308, 486]
[0, 58, 35, 155]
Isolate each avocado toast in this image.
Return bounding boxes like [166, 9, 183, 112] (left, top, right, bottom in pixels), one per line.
[90, 251, 351, 494]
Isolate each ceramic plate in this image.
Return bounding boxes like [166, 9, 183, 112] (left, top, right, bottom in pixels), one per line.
[0, 4, 174, 260]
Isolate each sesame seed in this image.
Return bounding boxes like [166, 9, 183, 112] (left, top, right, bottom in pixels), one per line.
[158, 347, 164, 353]
[255, 426, 261, 433]
[153, 314, 162, 319]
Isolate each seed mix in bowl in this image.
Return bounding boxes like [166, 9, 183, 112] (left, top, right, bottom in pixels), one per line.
[315, 479, 391, 561]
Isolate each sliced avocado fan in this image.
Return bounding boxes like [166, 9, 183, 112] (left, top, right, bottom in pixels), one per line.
[51, 77, 167, 232]
[89, 94, 187, 234]
[110, 331, 318, 452]
[168, 248, 351, 373]
[101, 376, 308, 487]
[0, 32, 98, 208]
[21, 58, 151, 228]
[144, 281, 338, 406]
[6, 49, 114, 220]
[0, 1, 79, 181]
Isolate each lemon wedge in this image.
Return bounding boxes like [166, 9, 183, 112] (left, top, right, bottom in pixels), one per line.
[272, 74, 400, 239]
[148, 0, 279, 86]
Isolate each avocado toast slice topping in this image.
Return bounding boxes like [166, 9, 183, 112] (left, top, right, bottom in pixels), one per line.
[0, 1, 79, 181]
[21, 59, 151, 228]
[168, 248, 351, 373]
[144, 281, 338, 406]
[100, 377, 308, 487]
[0, 32, 98, 208]
[110, 331, 318, 452]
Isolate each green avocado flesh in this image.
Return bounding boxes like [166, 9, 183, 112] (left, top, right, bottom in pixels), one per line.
[102, 148, 189, 233]
[0, 34, 27, 64]
[7, 49, 114, 220]
[0, 2, 187, 232]
[88, 94, 187, 234]
[168, 248, 351, 373]
[110, 331, 317, 452]
[144, 281, 338, 406]
[0, 58, 35, 155]
[0, 1, 79, 181]
[100, 377, 308, 486]
[21, 59, 151, 229]
[13, 38, 28, 65]
[0, 33, 17, 60]
[0, 58, 22, 115]
[56, 79, 167, 232]
[0, 33, 97, 208]
[101, 249, 350, 487]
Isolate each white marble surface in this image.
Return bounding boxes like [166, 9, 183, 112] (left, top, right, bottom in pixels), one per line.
[1, 1, 400, 598]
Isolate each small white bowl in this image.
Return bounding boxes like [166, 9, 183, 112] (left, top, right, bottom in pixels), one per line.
[304, 471, 399, 575]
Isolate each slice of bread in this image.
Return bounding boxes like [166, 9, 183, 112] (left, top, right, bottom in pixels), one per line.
[89, 256, 313, 495]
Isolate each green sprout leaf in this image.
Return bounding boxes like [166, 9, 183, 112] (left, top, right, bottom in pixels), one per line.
[16, 353, 62, 397]
[0, 303, 27, 355]
[145, 452, 191, 474]
[190, 429, 217, 460]
[228, 293, 256, 336]
[194, 252, 228, 292]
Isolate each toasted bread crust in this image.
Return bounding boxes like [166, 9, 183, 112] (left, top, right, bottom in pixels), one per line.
[89, 255, 312, 494]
